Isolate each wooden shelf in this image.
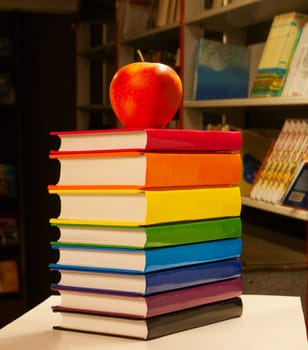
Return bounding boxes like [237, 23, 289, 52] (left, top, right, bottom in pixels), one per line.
[242, 196, 308, 221]
[184, 96, 308, 109]
[185, 0, 308, 30]
[120, 23, 180, 49]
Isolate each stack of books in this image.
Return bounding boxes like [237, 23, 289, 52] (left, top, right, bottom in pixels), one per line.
[48, 128, 243, 340]
[250, 12, 308, 97]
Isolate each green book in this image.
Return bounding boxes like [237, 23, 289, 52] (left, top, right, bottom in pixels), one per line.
[50, 217, 241, 249]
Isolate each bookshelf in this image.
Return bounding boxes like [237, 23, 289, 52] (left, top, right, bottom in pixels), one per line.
[76, 18, 117, 130]
[0, 11, 25, 325]
[242, 196, 308, 221]
[0, 10, 77, 328]
[182, 0, 308, 216]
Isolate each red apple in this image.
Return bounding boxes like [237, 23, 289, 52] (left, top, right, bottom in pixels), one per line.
[109, 61, 183, 128]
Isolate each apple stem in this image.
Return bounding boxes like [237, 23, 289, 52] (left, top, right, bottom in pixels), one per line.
[136, 49, 144, 62]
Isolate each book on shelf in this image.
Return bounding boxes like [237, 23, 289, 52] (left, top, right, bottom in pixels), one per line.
[50, 258, 242, 295]
[192, 38, 250, 100]
[50, 151, 242, 188]
[155, 0, 169, 27]
[211, 0, 228, 8]
[250, 12, 308, 97]
[250, 119, 308, 204]
[50, 128, 242, 153]
[240, 129, 276, 197]
[51, 238, 242, 273]
[282, 22, 308, 97]
[48, 186, 241, 226]
[50, 217, 241, 249]
[281, 159, 308, 209]
[52, 297, 243, 340]
[120, 0, 153, 38]
[51, 277, 242, 318]
[166, 0, 177, 24]
[248, 42, 266, 95]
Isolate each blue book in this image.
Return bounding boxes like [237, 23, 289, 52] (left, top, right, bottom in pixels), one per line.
[50, 258, 242, 295]
[51, 238, 242, 273]
[282, 161, 308, 209]
[193, 38, 250, 100]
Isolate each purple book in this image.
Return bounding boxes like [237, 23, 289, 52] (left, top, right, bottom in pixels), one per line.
[52, 277, 242, 318]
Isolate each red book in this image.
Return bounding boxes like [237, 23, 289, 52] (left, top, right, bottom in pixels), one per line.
[50, 128, 242, 153]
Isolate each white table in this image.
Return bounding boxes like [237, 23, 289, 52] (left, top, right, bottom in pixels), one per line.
[0, 295, 307, 350]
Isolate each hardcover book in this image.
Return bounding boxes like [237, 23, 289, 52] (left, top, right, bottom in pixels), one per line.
[281, 160, 308, 209]
[50, 217, 242, 249]
[51, 238, 242, 273]
[250, 12, 308, 97]
[50, 258, 242, 295]
[51, 277, 242, 318]
[52, 297, 243, 340]
[192, 38, 250, 100]
[282, 22, 308, 97]
[50, 151, 242, 188]
[48, 186, 241, 226]
[250, 119, 308, 204]
[50, 128, 242, 153]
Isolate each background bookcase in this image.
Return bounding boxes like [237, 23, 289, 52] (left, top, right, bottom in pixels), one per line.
[0, 8, 77, 327]
[0, 11, 24, 325]
[113, 0, 307, 316]
[76, 19, 117, 130]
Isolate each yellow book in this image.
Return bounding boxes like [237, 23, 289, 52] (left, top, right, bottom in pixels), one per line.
[49, 187, 241, 226]
[258, 13, 283, 70]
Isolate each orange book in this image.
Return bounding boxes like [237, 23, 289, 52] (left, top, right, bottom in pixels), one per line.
[49, 151, 242, 189]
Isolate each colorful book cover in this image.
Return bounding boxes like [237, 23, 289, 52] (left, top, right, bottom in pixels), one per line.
[192, 38, 250, 100]
[49, 151, 242, 188]
[250, 119, 308, 204]
[281, 160, 308, 209]
[51, 277, 242, 318]
[50, 217, 242, 249]
[51, 238, 242, 273]
[48, 186, 242, 226]
[240, 129, 275, 196]
[52, 297, 243, 340]
[50, 258, 242, 295]
[250, 12, 308, 97]
[50, 128, 242, 153]
[282, 23, 308, 97]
